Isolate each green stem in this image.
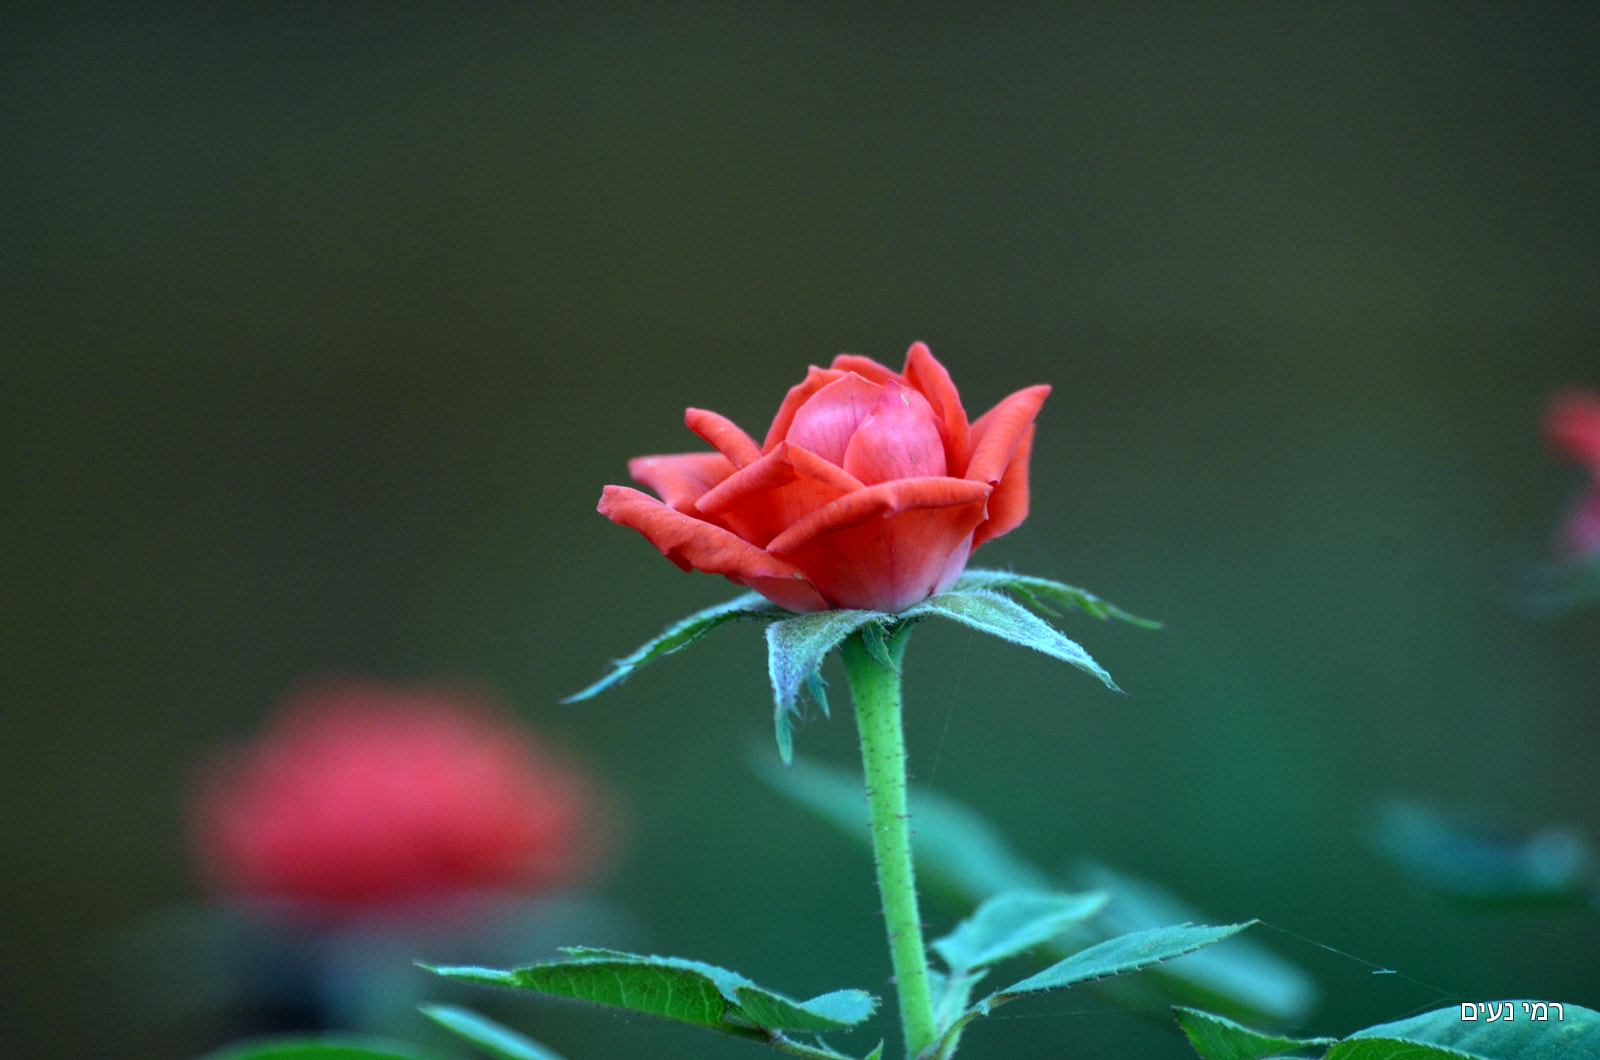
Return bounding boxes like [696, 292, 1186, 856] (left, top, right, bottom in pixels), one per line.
[840, 623, 936, 1060]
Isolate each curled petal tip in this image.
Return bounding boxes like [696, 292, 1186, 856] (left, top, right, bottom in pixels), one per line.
[602, 345, 1046, 612]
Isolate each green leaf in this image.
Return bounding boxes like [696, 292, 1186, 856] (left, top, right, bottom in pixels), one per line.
[900, 589, 1122, 693]
[1070, 861, 1318, 1024]
[1369, 800, 1596, 907]
[420, 1004, 570, 1060]
[1329, 1002, 1600, 1060]
[932, 889, 1109, 973]
[197, 1037, 438, 1060]
[734, 986, 878, 1033]
[955, 569, 1163, 629]
[930, 967, 990, 1036]
[564, 592, 780, 702]
[766, 609, 888, 762]
[976, 923, 1254, 1016]
[1174, 1006, 1335, 1060]
[424, 950, 875, 1040]
[753, 758, 1314, 1025]
[427, 956, 736, 1035]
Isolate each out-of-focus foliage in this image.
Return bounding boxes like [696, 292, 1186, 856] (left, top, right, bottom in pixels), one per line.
[1370, 801, 1597, 909]
[757, 756, 1316, 1027]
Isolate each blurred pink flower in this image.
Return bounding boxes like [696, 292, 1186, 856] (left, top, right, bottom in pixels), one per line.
[1542, 388, 1600, 561]
[190, 682, 602, 916]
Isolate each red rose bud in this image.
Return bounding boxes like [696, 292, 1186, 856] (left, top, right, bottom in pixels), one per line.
[190, 683, 602, 916]
[1543, 388, 1600, 560]
[600, 343, 1049, 612]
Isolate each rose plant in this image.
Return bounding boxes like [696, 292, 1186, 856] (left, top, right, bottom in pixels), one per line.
[205, 350, 1600, 1060]
[426, 345, 1264, 1060]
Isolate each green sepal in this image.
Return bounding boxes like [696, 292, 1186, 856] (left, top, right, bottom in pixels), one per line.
[573, 572, 1144, 760]
[900, 589, 1122, 693]
[423, 949, 876, 1038]
[955, 569, 1162, 629]
[1329, 1001, 1600, 1060]
[419, 1004, 570, 1060]
[1174, 1005, 1334, 1060]
[931, 889, 1108, 974]
[859, 620, 899, 671]
[805, 670, 831, 720]
[564, 592, 781, 702]
[1369, 800, 1596, 907]
[196, 1037, 438, 1060]
[765, 609, 887, 762]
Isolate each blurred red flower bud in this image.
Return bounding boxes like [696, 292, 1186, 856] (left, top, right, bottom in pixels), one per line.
[1543, 388, 1600, 560]
[600, 342, 1049, 612]
[190, 683, 602, 916]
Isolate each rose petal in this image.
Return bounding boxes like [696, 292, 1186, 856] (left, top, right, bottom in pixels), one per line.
[829, 354, 904, 387]
[902, 342, 972, 477]
[843, 381, 948, 485]
[628, 452, 737, 513]
[766, 477, 991, 612]
[685, 408, 762, 468]
[786, 372, 885, 467]
[763, 366, 847, 451]
[598, 486, 828, 610]
[737, 573, 833, 613]
[600, 485, 804, 578]
[966, 384, 1051, 485]
[1544, 388, 1600, 468]
[766, 476, 990, 554]
[694, 441, 865, 546]
[972, 422, 1033, 548]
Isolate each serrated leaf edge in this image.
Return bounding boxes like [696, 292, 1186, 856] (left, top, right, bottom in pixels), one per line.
[975, 921, 1255, 1015]
[1172, 1004, 1336, 1060]
[955, 569, 1163, 629]
[564, 592, 781, 702]
[903, 588, 1123, 693]
[426, 951, 877, 1036]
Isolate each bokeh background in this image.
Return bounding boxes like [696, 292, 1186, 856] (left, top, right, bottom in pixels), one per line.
[4, 5, 1599, 1058]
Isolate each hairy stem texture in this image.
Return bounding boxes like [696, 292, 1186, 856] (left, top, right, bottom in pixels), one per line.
[841, 624, 936, 1060]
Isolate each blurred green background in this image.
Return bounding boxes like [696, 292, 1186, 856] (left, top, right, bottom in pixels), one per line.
[4, 5, 1599, 1058]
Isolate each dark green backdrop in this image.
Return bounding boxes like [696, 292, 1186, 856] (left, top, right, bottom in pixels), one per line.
[4, 6, 1598, 1058]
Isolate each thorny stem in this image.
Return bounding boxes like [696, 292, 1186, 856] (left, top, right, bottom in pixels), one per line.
[840, 623, 936, 1060]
